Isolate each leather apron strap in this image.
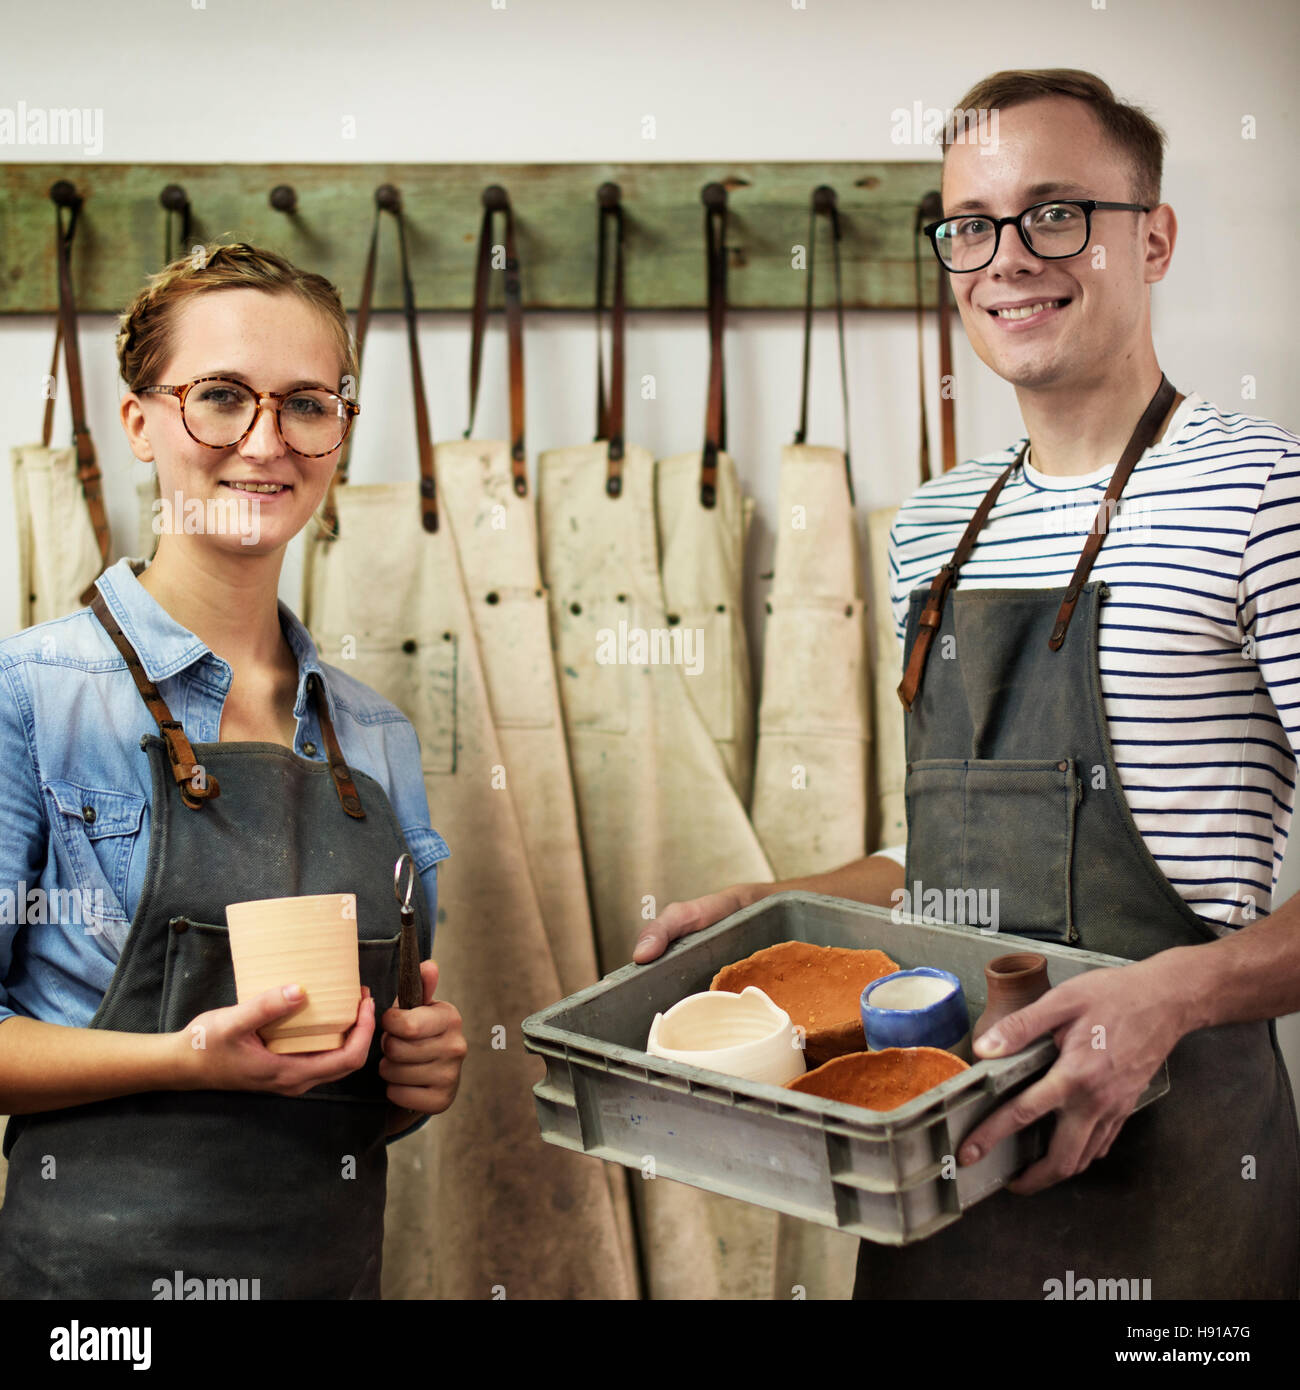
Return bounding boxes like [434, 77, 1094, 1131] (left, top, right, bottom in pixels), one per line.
[40, 319, 61, 449]
[794, 186, 854, 505]
[87, 585, 365, 819]
[897, 374, 1177, 712]
[595, 185, 627, 496]
[52, 193, 112, 600]
[320, 186, 438, 536]
[466, 188, 526, 496]
[699, 193, 727, 508]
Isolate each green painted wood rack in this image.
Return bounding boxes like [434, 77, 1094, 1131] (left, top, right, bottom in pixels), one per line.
[1, 162, 945, 314]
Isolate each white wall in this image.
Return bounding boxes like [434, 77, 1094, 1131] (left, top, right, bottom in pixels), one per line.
[3, 0, 1298, 1038]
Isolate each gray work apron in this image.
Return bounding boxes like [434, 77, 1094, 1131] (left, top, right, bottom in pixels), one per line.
[0, 593, 431, 1300]
[854, 407, 1300, 1298]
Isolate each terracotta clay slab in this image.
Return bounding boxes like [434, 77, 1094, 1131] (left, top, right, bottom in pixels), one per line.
[786, 1046, 969, 1111]
[711, 940, 898, 1066]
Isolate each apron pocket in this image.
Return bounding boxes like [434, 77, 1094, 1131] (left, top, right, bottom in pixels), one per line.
[553, 597, 631, 734]
[758, 595, 867, 736]
[159, 917, 238, 1033]
[159, 919, 398, 1104]
[471, 584, 558, 729]
[673, 604, 736, 743]
[307, 932, 401, 1104]
[904, 757, 1080, 941]
[316, 631, 458, 774]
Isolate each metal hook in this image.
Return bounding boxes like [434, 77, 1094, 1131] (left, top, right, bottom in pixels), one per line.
[393, 852, 415, 913]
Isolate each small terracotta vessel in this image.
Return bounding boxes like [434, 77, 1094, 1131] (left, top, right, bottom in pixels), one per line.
[972, 952, 1051, 1043]
[712, 940, 898, 1067]
[785, 1047, 969, 1112]
[226, 893, 362, 1053]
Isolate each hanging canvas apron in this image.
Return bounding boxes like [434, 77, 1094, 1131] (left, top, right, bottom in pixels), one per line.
[10, 197, 111, 629]
[538, 191, 779, 1300]
[855, 377, 1300, 1299]
[433, 194, 599, 1001]
[747, 190, 870, 1300]
[656, 196, 759, 807]
[303, 193, 637, 1299]
[0, 577, 429, 1299]
[751, 188, 869, 881]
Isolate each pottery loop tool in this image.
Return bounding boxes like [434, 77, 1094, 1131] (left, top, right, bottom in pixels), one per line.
[393, 852, 423, 1009]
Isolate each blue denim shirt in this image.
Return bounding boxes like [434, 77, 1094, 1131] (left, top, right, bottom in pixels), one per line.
[0, 558, 449, 1132]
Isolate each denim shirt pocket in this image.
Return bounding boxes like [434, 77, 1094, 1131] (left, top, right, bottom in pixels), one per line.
[44, 779, 147, 946]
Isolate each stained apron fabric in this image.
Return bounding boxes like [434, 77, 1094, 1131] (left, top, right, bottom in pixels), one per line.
[853, 579, 1300, 1299]
[538, 440, 782, 1300]
[431, 436, 640, 1284]
[866, 506, 907, 850]
[301, 484, 638, 1299]
[432, 438, 600, 999]
[748, 442, 869, 1299]
[0, 639, 430, 1298]
[10, 443, 104, 629]
[655, 449, 759, 807]
[751, 443, 869, 875]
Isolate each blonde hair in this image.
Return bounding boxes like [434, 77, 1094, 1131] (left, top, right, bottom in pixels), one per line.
[115, 242, 358, 393]
[945, 68, 1166, 206]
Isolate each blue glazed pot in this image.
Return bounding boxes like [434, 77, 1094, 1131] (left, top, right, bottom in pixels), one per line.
[860, 968, 970, 1057]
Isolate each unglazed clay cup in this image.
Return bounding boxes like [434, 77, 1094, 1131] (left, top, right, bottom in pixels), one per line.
[647, 986, 806, 1086]
[226, 893, 362, 1053]
[860, 967, 972, 1061]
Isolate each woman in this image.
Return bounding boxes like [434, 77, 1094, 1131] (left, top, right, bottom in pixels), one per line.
[0, 243, 465, 1299]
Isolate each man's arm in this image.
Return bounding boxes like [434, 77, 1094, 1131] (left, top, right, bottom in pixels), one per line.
[633, 852, 906, 963]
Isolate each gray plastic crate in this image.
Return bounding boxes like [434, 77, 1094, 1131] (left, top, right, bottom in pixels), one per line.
[522, 890, 1170, 1245]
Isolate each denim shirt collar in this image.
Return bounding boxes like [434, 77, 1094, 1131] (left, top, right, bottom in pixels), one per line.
[93, 557, 329, 721]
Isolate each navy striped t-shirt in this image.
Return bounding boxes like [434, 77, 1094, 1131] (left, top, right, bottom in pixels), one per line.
[887, 392, 1300, 935]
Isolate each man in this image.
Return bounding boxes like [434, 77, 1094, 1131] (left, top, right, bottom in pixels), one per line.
[634, 68, 1300, 1299]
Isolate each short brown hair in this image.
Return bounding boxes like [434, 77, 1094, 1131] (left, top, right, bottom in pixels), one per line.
[115, 242, 357, 394]
[943, 68, 1166, 206]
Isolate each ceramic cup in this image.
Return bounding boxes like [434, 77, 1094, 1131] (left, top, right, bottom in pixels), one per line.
[647, 986, 807, 1086]
[226, 893, 362, 1053]
[860, 967, 972, 1061]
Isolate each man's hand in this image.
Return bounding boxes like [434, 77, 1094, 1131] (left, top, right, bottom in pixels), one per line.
[956, 953, 1193, 1193]
[632, 885, 762, 964]
[377, 960, 467, 1117]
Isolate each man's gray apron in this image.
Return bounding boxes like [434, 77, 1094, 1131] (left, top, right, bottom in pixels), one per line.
[0, 575, 430, 1299]
[855, 378, 1300, 1299]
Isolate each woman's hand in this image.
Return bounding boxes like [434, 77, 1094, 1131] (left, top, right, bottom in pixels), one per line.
[632, 884, 763, 964]
[172, 984, 376, 1096]
[376, 960, 467, 1116]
